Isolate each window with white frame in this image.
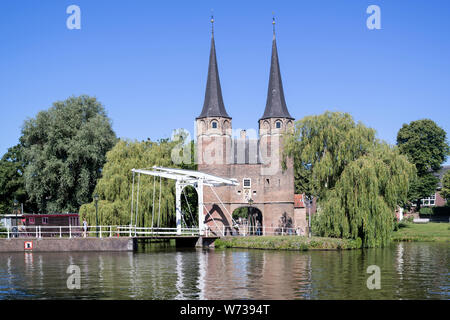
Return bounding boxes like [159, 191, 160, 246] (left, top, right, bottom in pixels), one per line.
[421, 194, 436, 206]
[243, 178, 251, 188]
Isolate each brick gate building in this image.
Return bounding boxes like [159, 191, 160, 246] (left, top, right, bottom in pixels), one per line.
[196, 19, 296, 235]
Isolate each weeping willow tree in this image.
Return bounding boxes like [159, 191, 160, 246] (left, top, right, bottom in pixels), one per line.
[284, 111, 416, 247]
[314, 144, 415, 247]
[284, 111, 376, 198]
[79, 136, 196, 228]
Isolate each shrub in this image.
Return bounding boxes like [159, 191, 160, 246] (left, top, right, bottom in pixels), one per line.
[403, 215, 414, 223]
[419, 207, 433, 215]
[397, 221, 410, 228]
[355, 237, 362, 248]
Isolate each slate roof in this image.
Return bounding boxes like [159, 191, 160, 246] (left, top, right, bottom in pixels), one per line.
[260, 35, 294, 121]
[197, 35, 230, 119]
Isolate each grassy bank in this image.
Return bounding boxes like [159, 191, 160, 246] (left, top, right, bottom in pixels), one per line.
[215, 223, 450, 251]
[391, 222, 450, 242]
[214, 235, 361, 251]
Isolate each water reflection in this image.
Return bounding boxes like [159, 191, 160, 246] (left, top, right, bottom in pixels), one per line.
[0, 242, 447, 300]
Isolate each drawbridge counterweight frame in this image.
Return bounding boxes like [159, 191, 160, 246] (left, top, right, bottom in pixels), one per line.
[130, 166, 239, 236]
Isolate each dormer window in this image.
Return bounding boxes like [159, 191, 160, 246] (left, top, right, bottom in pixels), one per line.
[212, 121, 218, 129]
[275, 121, 282, 129]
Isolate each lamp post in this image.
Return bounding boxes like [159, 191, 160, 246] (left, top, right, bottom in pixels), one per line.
[13, 199, 18, 226]
[94, 194, 99, 237]
[13, 198, 18, 213]
[12, 199, 19, 238]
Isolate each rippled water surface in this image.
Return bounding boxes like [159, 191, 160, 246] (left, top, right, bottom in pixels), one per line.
[0, 242, 448, 299]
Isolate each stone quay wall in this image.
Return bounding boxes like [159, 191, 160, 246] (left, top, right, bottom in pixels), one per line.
[0, 237, 135, 252]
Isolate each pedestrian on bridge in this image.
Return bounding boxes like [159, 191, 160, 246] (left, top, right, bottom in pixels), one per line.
[83, 219, 88, 238]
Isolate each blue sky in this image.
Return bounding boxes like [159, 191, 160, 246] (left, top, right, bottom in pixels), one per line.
[1, 0, 449, 163]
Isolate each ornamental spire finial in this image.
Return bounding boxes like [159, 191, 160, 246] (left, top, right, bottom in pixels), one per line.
[272, 13, 276, 39]
[211, 10, 214, 36]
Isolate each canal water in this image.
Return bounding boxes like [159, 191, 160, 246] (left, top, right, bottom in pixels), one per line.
[0, 242, 448, 300]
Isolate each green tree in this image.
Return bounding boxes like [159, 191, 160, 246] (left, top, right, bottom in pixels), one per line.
[79, 136, 197, 228]
[0, 144, 33, 213]
[20, 95, 117, 213]
[284, 111, 416, 247]
[314, 143, 415, 247]
[397, 119, 450, 205]
[440, 170, 450, 202]
[407, 173, 439, 206]
[284, 111, 376, 198]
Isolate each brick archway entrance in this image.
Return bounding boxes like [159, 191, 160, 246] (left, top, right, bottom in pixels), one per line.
[232, 206, 263, 236]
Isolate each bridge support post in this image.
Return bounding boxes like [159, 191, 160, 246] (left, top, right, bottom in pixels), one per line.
[195, 236, 216, 248]
[198, 178, 205, 236]
[175, 180, 182, 235]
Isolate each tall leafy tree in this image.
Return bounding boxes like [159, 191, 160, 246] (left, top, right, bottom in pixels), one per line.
[20, 95, 117, 213]
[284, 111, 416, 247]
[0, 144, 33, 213]
[315, 144, 415, 247]
[396, 119, 450, 205]
[284, 111, 376, 198]
[79, 136, 197, 228]
[440, 170, 450, 202]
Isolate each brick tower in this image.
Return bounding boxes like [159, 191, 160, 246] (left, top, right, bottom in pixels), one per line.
[196, 18, 295, 235]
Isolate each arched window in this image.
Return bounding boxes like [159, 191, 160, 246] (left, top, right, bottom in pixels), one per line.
[275, 121, 282, 129]
[223, 120, 230, 133]
[198, 120, 206, 133]
[211, 121, 218, 129]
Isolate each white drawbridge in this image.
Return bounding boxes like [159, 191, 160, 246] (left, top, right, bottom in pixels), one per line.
[130, 166, 239, 236]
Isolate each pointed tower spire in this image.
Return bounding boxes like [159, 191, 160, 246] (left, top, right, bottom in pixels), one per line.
[272, 14, 276, 39]
[260, 17, 293, 120]
[197, 15, 230, 119]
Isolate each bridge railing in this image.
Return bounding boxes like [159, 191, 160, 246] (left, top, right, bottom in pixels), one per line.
[128, 227, 200, 236]
[0, 225, 129, 239]
[0, 225, 201, 239]
[204, 225, 306, 237]
[1, 224, 305, 239]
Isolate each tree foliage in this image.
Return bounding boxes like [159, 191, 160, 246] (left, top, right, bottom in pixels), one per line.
[441, 170, 450, 202]
[397, 119, 449, 173]
[0, 144, 32, 213]
[407, 173, 439, 206]
[397, 119, 450, 203]
[79, 137, 197, 228]
[180, 185, 198, 227]
[284, 111, 416, 247]
[20, 95, 117, 213]
[284, 111, 376, 198]
[314, 144, 415, 247]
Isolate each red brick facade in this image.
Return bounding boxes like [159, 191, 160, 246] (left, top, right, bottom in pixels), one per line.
[435, 192, 447, 207]
[195, 29, 297, 235]
[197, 118, 295, 235]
